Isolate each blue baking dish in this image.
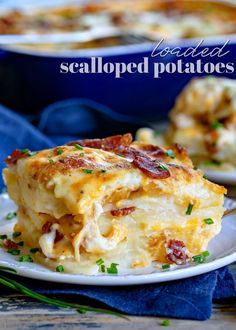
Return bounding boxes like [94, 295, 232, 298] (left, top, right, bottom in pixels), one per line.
[0, 1, 236, 121]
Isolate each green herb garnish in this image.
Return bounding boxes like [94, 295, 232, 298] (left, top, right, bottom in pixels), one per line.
[7, 249, 20, 255]
[153, 130, 161, 136]
[202, 250, 210, 257]
[158, 163, 169, 171]
[56, 265, 64, 273]
[48, 159, 55, 164]
[96, 258, 106, 272]
[30, 248, 39, 254]
[162, 264, 170, 270]
[19, 255, 33, 262]
[17, 241, 24, 247]
[82, 169, 93, 174]
[20, 148, 30, 154]
[165, 149, 176, 159]
[0, 266, 127, 319]
[186, 203, 194, 215]
[56, 148, 63, 155]
[13, 231, 21, 238]
[79, 152, 85, 157]
[75, 144, 83, 150]
[96, 258, 104, 266]
[107, 263, 119, 275]
[162, 319, 171, 326]
[5, 212, 16, 220]
[0, 235, 7, 240]
[204, 159, 222, 167]
[210, 121, 223, 129]
[204, 218, 214, 225]
[100, 264, 106, 273]
[192, 251, 210, 264]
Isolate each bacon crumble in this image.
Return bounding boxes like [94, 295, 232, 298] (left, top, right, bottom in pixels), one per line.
[111, 206, 136, 217]
[166, 239, 189, 265]
[3, 239, 18, 249]
[67, 134, 171, 180]
[5, 149, 29, 165]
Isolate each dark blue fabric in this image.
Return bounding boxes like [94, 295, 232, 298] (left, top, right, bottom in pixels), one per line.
[0, 100, 235, 320]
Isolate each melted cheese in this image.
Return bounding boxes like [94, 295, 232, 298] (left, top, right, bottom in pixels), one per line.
[3, 142, 226, 274]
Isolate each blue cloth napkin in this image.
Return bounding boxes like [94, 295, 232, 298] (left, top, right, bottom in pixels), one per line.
[0, 101, 235, 320]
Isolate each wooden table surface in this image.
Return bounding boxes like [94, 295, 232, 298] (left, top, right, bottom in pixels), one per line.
[0, 185, 235, 330]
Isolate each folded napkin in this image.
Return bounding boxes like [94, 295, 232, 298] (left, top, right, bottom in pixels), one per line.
[0, 101, 235, 320]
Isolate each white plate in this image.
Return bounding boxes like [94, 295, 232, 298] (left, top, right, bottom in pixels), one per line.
[0, 193, 236, 286]
[203, 170, 236, 185]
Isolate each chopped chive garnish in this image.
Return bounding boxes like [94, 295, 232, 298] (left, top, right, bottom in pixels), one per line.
[192, 255, 204, 264]
[96, 258, 104, 266]
[48, 159, 55, 164]
[82, 169, 93, 174]
[100, 264, 106, 273]
[186, 203, 194, 215]
[154, 130, 160, 136]
[165, 149, 176, 159]
[204, 159, 222, 166]
[19, 255, 33, 262]
[17, 241, 24, 247]
[115, 153, 124, 157]
[210, 121, 223, 129]
[202, 250, 210, 257]
[30, 248, 39, 254]
[192, 251, 210, 264]
[13, 231, 21, 238]
[162, 264, 170, 270]
[56, 148, 63, 155]
[100, 169, 106, 173]
[161, 319, 171, 326]
[107, 263, 119, 275]
[56, 265, 64, 272]
[204, 218, 214, 225]
[20, 148, 30, 154]
[5, 212, 16, 220]
[79, 152, 85, 157]
[75, 144, 83, 150]
[158, 163, 169, 171]
[7, 249, 20, 255]
[0, 235, 7, 240]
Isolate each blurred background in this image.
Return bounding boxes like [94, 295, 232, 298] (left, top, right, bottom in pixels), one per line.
[0, 0, 235, 123]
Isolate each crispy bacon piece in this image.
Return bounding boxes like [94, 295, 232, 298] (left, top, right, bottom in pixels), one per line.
[67, 134, 171, 180]
[5, 149, 29, 165]
[67, 133, 133, 152]
[3, 239, 18, 249]
[166, 239, 189, 265]
[42, 221, 53, 234]
[54, 230, 64, 243]
[111, 206, 136, 217]
[137, 144, 166, 158]
[133, 155, 170, 179]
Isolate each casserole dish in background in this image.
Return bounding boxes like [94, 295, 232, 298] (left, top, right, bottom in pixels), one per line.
[0, 0, 236, 121]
